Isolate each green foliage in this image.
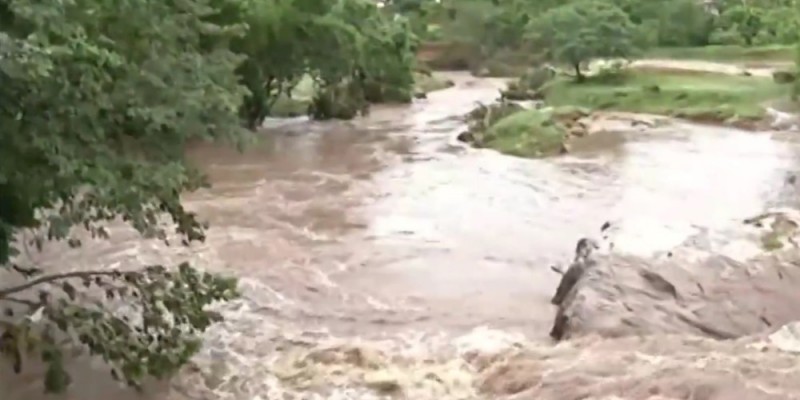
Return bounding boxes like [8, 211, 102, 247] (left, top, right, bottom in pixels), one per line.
[411, 0, 799, 74]
[611, 0, 713, 47]
[794, 42, 800, 100]
[0, 263, 239, 393]
[0, 0, 246, 392]
[527, 0, 637, 81]
[710, 0, 799, 46]
[231, 0, 418, 126]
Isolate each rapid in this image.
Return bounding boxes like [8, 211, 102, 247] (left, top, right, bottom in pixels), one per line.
[6, 71, 800, 400]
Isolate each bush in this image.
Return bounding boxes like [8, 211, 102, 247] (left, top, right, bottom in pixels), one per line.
[773, 70, 797, 84]
[709, 29, 746, 46]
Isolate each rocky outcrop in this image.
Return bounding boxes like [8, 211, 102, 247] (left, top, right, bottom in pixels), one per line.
[550, 250, 800, 341]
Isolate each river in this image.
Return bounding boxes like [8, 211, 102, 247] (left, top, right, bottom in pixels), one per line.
[5, 71, 800, 399]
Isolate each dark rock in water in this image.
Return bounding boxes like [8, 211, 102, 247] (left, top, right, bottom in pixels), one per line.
[413, 91, 428, 99]
[456, 131, 474, 143]
[773, 70, 797, 84]
[549, 253, 800, 341]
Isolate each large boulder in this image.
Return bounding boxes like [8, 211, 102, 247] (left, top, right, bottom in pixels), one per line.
[550, 251, 800, 341]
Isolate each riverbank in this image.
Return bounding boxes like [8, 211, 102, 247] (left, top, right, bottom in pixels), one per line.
[457, 59, 798, 159]
[645, 45, 795, 66]
[542, 69, 788, 129]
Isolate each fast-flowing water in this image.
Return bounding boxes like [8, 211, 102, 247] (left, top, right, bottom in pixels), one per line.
[5, 71, 800, 400]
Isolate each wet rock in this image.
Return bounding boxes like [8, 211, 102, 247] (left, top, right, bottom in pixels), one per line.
[549, 252, 800, 341]
[744, 208, 800, 251]
[456, 130, 474, 143]
[364, 370, 402, 393]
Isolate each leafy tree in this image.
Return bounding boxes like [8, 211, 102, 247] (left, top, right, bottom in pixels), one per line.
[0, 0, 244, 392]
[527, 0, 637, 82]
[709, 0, 798, 45]
[231, 0, 418, 126]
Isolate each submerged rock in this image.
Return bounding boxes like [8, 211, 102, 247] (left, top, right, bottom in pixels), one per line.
[550, 251, 800, 341]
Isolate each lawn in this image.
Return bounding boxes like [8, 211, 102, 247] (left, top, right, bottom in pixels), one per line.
[542, 70, 789, 123]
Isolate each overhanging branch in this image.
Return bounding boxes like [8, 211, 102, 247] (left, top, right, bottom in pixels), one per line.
[0, 270, 123, 298]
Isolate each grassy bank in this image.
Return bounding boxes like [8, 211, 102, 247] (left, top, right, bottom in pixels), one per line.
[645, 45, 795, 64]
[458, 102, 583, 158]
[482, 109, 566, 157]
[542, 70, 788, 124]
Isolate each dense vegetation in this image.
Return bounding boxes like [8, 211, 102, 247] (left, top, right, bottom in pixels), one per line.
[0, 0, 420, 393]
[417, 0, 800, 57]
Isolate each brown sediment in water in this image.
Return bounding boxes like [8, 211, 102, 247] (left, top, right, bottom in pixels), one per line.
[4, 72, 800, 400]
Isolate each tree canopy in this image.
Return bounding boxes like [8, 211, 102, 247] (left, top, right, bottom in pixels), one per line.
[527, 0, 637, 81]
[0, 0, 418, 393]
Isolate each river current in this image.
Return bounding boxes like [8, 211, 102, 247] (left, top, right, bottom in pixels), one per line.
[4, 71, 800, 400]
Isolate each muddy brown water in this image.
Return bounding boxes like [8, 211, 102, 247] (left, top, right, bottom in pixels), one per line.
[4, 71, 800, 399]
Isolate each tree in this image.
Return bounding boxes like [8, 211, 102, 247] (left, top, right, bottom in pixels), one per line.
[527, 0, 637, 82]
[229, 0, 418, 126]
[709, 0, 799, 46]
[1, 0, 244, 392]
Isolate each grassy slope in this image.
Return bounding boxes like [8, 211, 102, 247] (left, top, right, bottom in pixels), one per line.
[645, 45, 795, 64]
[483, 109, 566, 157]
[543, 70, 788, 122]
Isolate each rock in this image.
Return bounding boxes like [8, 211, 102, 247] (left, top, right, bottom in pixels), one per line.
[474, 67, 491, 77]
[413, 91, 427, 99]
[549, 252, 800, 341]
[364, 370, 402, 393]
[744, 208, 800, 251]
[456, 130, 474, 143]
[772, 70, 797, 84]
[568, 126, 586, 138]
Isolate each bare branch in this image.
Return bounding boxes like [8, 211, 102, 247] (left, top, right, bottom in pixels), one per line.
[0, 297, 40, 307]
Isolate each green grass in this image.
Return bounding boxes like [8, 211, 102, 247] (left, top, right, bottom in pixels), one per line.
[542, 70, 788, 123]
[645, 45, 795, 64]
[483, 109, 566, 157]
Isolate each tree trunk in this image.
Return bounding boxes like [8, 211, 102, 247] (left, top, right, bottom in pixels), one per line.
[574, 63, 584, 83]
